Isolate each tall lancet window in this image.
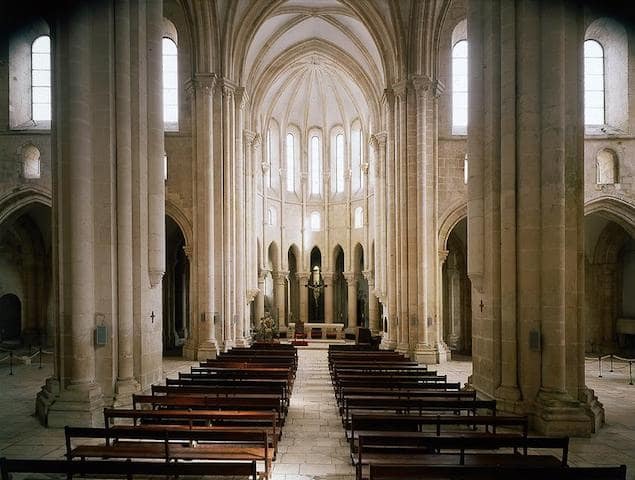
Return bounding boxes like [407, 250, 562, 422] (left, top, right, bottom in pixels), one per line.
[266, 129, 272, 189]
[452, 39, 468, 133]
[584, 39, 605, 125]
[310, 135, 321, 195]
[335, 133, 345, 193]
[286, 132, 295, 192]
[31, 35, 51, 122]
[351, 121, 362, 191]
[162, 37, 178, 129]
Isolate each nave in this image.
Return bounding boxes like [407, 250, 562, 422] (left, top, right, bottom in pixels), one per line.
[0, 349, 634, 479]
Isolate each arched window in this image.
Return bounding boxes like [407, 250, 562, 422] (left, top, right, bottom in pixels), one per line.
[463, 154, 468, 185]
[351, 122, 362, 192]
[354, 207, 363, 229]
[266, 129, 272, 189]
[21, 144, 41, 179]
[286, 133, 295, 192]
[335, 133, 345, 193]
[310, 135, 321, 195]
[452, 40, 468, 134]
[584, 39, 605, 126]
[31, 36, 51, 122]
[162, 37, 178, 129]
[267, 207, 277, 226]
[596, 149, 618, 184]
[267, 120, 279, 190]
[310, 211, 321, 231]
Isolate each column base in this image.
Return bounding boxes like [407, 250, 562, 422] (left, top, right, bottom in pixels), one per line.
[380, 337, 397, 350]
[234, 337, 250, 348]
[113, 378, 141, 407]
[533, 388, 604, 436]
[196, 340, 219, 361]
[182, 339, 198, 360]
[45, 382, 104, 428]
[35, 377, 60, 426]
[414, 343, 451, 364]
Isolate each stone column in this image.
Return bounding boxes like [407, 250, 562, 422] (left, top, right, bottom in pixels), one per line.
[147, 0, 165, 289]
[114, 0, 139, 403]
[183, 74, 218, 361]
[364, 272, 379, 334]
[221, 81, 235, 351]
[322, 272, 334, 323]
[344, 272, 358, 330]
[255, 272, 266, 322]
[273, 271, 288, 327]
[297, 272, 309, 324]
[233, 89, 247, 347]
[382, 90, 397, 349]
[468, 0, 603, 434]
[43, 4, 103, 427]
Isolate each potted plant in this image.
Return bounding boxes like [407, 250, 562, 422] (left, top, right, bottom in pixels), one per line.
[253, 314, 279, 343]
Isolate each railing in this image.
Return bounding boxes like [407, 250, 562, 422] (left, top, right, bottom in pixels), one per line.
[0, 346, 52, 375]
[585, 353, 634, 385]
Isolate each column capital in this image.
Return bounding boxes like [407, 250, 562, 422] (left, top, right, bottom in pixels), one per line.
[296, 272, 310, 282]
[246, 288, 259, 302]
[253, 133, 262, 149]
[392, 79, 409, 99]
[182, 244, 192, 260]
[439, 249, 449, 263]
[411, 74, 433, 98]
[185, 73, 216, 97]
[374, 131, 387, 147]
[362, 269, 374, 282]
[244, 130, 256, 146]
[342, 271, 358, 284]
[235, 86, 249, 109]
[218, 78, 239, 98]
[433, 79, 446, 98]
[272, 271, 289, 283]
[381, 89, 395, 108]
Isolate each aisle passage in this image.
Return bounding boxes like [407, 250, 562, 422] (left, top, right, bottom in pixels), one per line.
[273, 349, 354, 480]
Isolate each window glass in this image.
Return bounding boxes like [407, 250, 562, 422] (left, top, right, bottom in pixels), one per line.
[32, 36, 51, 122]
[162, 38, 178, 127]
[584, 40, 605, 125]
[452, 40, 468, 133]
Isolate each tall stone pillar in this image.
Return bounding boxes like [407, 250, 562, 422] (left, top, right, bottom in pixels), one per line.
[42, 4, 103, 427]
[274, 272, 288, 327]
[297, 273, 309, 324]
[468, 0, 603, 434]
[147, 0, 165, 289]
[183, 74, 218, 361]
[344, 272, 358, 330]
[114, 0, 140, 403]
[323, 272, 334, 323]
[255, 272, 266, 322]
[364, 273, 379, 334]
[382, 90, 397, 349]
[233, 89, 248, 347]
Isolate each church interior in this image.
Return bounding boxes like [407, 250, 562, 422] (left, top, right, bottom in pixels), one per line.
[0, 0, 635, 478]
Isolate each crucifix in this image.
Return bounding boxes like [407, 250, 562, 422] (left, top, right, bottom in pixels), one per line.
[479, 300, 484, 313]
[150, 311, 156, 323]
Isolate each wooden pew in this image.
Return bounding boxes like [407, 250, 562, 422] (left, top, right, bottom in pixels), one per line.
[0, 458, 259, 480]
[343, 398, 497, 428]
[340, 391, 477, 416]
[103, 408, 279, 458]
[152, 383, 289, 409]
[335, 381, 461, 403]
[368, 464, 627, 480]
[356, 434, 569, 480]
[132, 394, 285, 424]
[348, 414, 528, 453]
[65, 426, 272, 479]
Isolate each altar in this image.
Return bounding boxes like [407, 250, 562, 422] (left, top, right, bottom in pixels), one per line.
[288, 322, 345, 340]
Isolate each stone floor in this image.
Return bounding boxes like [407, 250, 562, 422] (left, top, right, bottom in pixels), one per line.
[0, 349, 633, 479]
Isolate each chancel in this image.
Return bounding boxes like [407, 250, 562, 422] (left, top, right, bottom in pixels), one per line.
[0, 0, 634, 477]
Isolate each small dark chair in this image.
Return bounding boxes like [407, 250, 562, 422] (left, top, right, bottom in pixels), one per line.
[294, 321, 307, 339]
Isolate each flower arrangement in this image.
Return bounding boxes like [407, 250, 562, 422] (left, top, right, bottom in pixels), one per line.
[253, 314, 278, 342]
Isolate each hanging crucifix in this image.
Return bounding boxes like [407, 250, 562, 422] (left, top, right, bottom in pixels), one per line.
[306, 265, 328, 307]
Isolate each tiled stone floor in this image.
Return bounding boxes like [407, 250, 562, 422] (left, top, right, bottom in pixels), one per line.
[0, 350, 633, 479]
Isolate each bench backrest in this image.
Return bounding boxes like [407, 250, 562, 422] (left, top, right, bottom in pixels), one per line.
[368, 464, 626, 480]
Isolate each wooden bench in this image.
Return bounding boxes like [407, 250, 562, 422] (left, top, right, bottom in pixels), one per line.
[348, 414, 528, 453]
[340, 391, 477, 417]
[132, 394, 285, 425]
[336, 384, 462, 404]
[0, 458, 259, 480]
[152, 383, 289, 409]
[335, 381, 461, 403]
[343, 398, 497, 428]
[64, 426, 272, 479]
[356, 434, 569, 480]
[104, 408, 279, 458]
[368, 463, 627, 480]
